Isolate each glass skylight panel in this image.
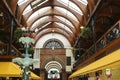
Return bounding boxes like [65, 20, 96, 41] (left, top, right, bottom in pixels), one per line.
[40, 22, 52, 29]
[69, 1, 83, 15]
[33, 22, 51, 31]
[31, 16, 50, 29]
[17, 0, 28, 5]
[55, 22, 72, 33]
[55, 16, 74, 28]
[35, 22, 51, 36]
[57, 0, 83, 15]
[31, 0, 48, 9]
[57, 28, 69, 37]
[77, 0, 88, 5]
[27, 7, 51, 22]
[31, 0, 42, 7]
[54, 7, 79, 22]
[23, 5, 32, 15]
[66, 11, 79, 22]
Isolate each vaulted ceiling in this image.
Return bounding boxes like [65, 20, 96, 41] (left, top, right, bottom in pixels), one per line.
[17, 0, 90, 46]
[0, 0, 120, 49]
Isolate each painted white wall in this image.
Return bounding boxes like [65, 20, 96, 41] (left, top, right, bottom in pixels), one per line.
[33, 48, 40, 69]
[66, 48, 75, 72]
[35, 33, 71, 48]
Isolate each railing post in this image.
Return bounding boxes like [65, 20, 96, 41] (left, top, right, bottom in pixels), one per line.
[91, 18, 96, 52]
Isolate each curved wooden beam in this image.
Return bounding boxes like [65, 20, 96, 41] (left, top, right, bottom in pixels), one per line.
[26, 9, 80, 34]
[34, 28, 74, 46]
[31, 16, 77, 36]
[22, 0, 82, 23]
[34, 22, 75, 40]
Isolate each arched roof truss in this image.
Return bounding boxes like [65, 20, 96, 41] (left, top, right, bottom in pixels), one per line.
[17, 0, 88, 46]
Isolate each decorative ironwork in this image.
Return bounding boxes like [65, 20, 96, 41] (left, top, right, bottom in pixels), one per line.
[74, 20, 120, 68]
[44, 39, 64, 48]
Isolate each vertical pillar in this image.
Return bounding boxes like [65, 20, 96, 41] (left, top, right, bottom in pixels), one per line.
[40, 69, 46, 80]
[9, 16, 14, 55]
[91, 18, 96, 52]
[62, 69, 67, 80]
[33, 48, 40, 69]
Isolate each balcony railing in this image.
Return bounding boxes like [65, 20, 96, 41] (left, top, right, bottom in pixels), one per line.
[73, 20, 120, 68]
[0, 44, 21, 57]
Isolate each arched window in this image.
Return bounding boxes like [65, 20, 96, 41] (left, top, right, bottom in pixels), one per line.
[44, 39, 64, 48]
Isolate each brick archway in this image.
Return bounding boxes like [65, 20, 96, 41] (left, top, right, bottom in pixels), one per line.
[40, 48, 66, 80]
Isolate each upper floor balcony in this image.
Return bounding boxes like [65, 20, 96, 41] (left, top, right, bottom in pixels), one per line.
[0, 43, 21, 61]
[73, 20, 120, 70]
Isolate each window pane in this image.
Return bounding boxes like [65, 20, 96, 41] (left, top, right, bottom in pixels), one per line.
[31, 0, 48, 9]
[67, 57, 71, 65]
[18, 0, 28, 5]
[77, 0, 88, 5]
[55, 15, 74, 28]
[23, 5, 32, 15]
[54, 7, 79, 22]
[27, 7, 51, 22]
[57, 0, 83, 15]
[55, 22, 72, 33]
[31, 16, 50, 29]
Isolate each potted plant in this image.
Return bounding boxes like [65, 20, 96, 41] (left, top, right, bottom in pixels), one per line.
[14, 28, 24, 41]
[80, 27, 91, 39]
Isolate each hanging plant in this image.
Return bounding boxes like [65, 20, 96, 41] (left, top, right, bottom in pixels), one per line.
[14, 28, 24, 41]
[72, 47, 76, 57]
[80, 27, 91, 39]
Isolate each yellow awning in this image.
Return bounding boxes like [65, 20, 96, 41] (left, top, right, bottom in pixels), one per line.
[0, 62, 40, 79]
[69, 49, 120, 79]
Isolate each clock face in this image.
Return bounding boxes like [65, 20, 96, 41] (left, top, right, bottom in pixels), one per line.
[44, 39, 63, 48]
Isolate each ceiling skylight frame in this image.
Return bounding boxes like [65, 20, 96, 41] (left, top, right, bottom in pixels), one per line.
[31, 0, 49, 9]
[54, 22, 73, 33]
[17, 0, 28, 5]
[27, 6, 51, 22]
[54, 15, 74, 28]
[23, 5, 32, 15]
[77, 0, 88, 5]
[57, 0, 83, 15]
[38, 22, 52, 30]
[30, 16, 50, 29]
[54, 7, 79, 22]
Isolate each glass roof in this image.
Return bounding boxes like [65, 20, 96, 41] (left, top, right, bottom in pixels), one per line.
[39, 22, 52, 30]
[54, 7, 79, 22]
[23, 5, 32, 15]
[31, 16, 50, 29]
[57, 28, 69, 37]
[17, 0, 28, 5]
[27, 6, 51, 22]
[77, 0, 88, 5]
[17, 0, 88, 41]
[31, 0, 42, 7]
[54, 15, 74, 28]
[57, 0, 83, 15]
[55, 22, 73, 33]
[31, 0, 48, 9]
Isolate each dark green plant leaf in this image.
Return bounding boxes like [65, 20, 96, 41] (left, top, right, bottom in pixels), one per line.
[80, 27, 91, 38]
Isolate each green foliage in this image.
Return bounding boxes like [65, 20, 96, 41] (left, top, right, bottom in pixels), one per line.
[72, 47, 77, 57]
[80, 27, 91, 39]
[28, 47, 34, 54]
[15, 28, 24, 41]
